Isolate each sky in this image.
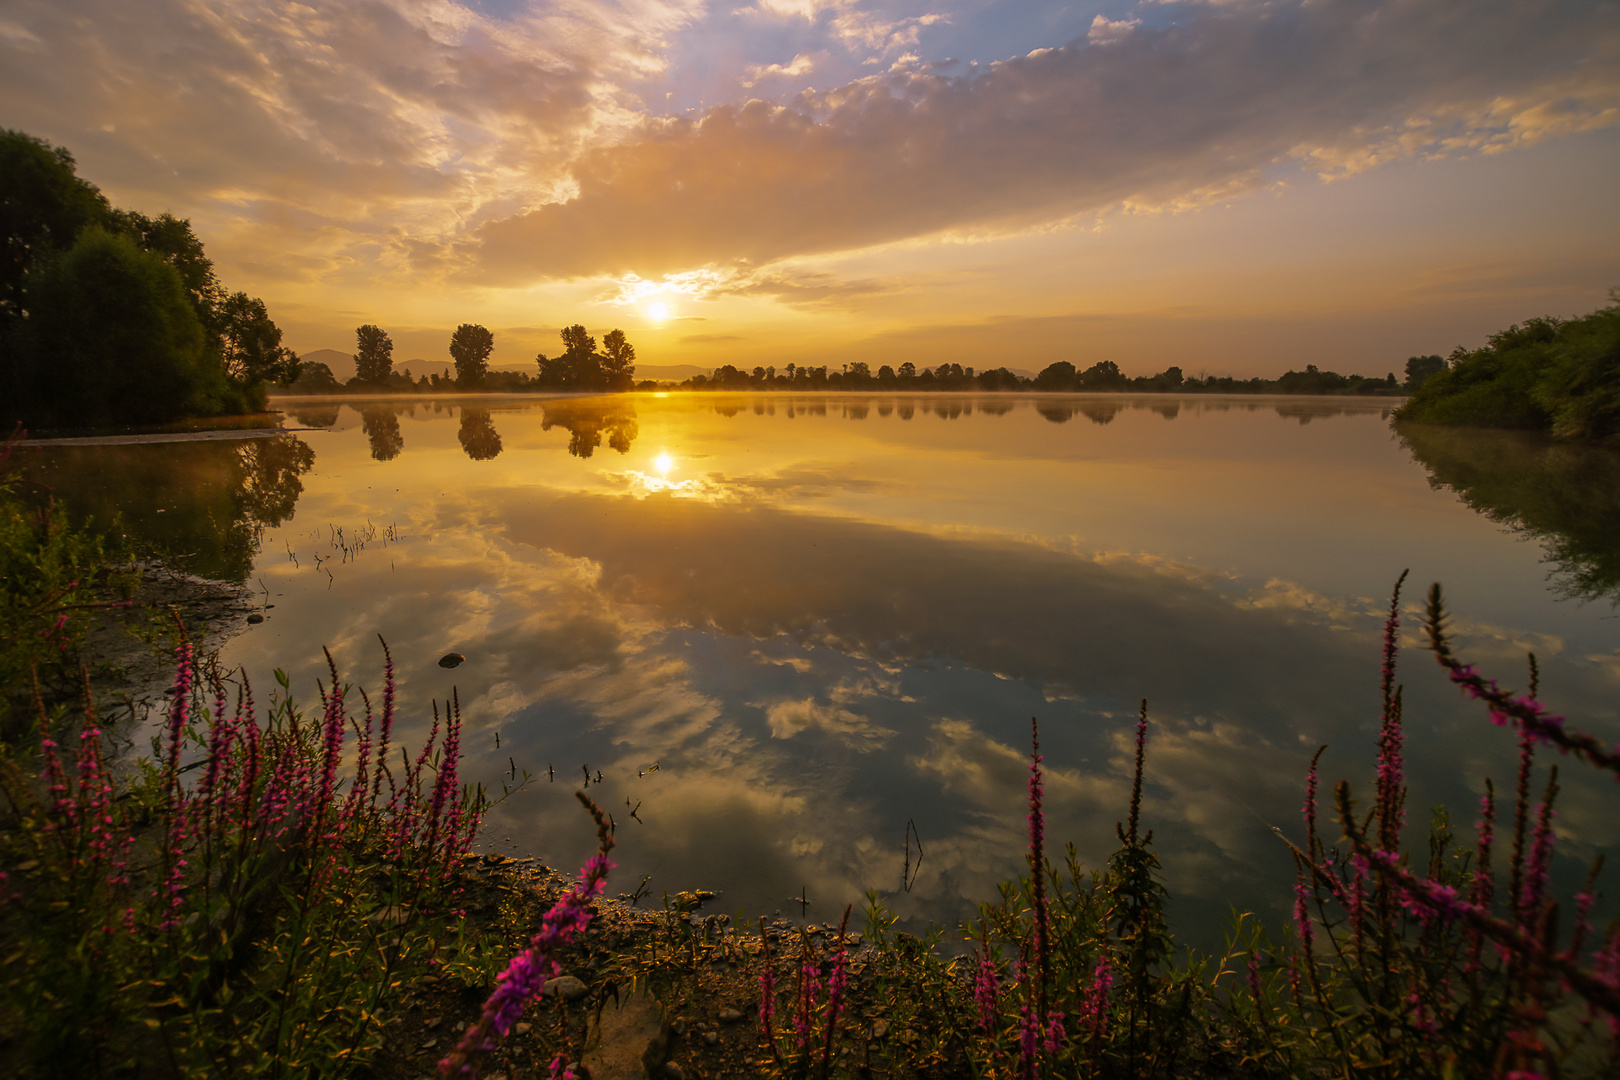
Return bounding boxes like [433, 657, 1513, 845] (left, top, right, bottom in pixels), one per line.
[2, 0, 1618, 376]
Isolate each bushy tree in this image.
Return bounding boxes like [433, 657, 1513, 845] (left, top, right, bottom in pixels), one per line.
[450, 323, 494, 389]
[355, 323, 394, 384]
[23, 229, 224, 423]
[0, 130, 114, 321]
[219, 293, 299, 393]
[1404, 354, 1445, 390]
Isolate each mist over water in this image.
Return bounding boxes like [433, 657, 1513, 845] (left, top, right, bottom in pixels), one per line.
[26, 393, 1620, 950]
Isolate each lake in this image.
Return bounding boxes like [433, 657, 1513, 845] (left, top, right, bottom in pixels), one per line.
[23, 393, 1620, 950]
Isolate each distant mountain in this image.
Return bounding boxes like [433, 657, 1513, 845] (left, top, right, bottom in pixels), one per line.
[299, 348, 354, 380]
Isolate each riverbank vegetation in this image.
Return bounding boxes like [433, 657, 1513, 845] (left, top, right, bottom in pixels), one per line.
[1396, 293, 1620, 441]
[0, 131, 299, 427]
[2, 449, 1616, 1078]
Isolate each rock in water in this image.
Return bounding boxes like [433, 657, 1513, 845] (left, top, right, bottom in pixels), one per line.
[438, 652, 465, 668]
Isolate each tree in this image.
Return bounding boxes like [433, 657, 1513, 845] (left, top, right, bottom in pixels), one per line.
[450, 323, 494, 388]
[1405, 354, 1446, 391]
[560, 324, 596, 361]
[22, 229, 222, 423]
[601, 328, 636, 389]
[1034, 361, 1077, 390]
[218, 293, 299, 392]
[355, 324, 394, 384]
[0, 130, 114, 321]
[898, 361, 917, 380]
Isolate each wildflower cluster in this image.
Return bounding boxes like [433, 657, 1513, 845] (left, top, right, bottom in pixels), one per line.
[0, 636, 490, 1076]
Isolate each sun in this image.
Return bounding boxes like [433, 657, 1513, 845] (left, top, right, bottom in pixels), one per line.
[648, 302, 670, 322]
[654, 452, 674, 474]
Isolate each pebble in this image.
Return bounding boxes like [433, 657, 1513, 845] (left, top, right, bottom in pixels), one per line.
[718, 1008, 744, 1024]
[246, 613, 264, 624]
[662, 1064, 685, 1080]
[514, 1023, 532, 1035]
[424, 1018, 442, 1030]
[701, 1031, 719, 1046]
[542, 975, 588, 1001]
[871, 1020, 890, 1040]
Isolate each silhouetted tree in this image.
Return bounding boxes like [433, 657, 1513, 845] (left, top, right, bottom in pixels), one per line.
[1405, 354, 1445, 391]
[361, 405, 404, 461]
[451, 324, 494, 388]
[1034, 361, 1077, 390]
[458, 406, 502, 459]
[23, 229, 225, 424]
[898, 361, 916, 380]
[602, 328, 636, 389]
[215, 292, 299, 392]
[355, 324, 394, 384]
[0, 130, 114, 321]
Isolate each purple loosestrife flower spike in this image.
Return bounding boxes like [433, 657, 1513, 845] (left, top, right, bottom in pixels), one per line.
[758, 916, 778, 1056]
[1027, 716, 1050, 1024]
[440, 793, 615, 1078]
[1375, 572, 1408, 852]
[818, 906, 852, 1080]
[973, 924, 999, 1034]
[1426, 585, 1620, 776]
[1522, 786, 1558, 921]
[372, 636, 396, 808]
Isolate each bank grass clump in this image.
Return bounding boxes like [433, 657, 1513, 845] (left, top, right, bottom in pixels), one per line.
[0, 634, 509, 1078]
[0, 428, 139, 740]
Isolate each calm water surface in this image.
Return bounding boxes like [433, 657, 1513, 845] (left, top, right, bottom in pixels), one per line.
[25, 393, 1620, 948]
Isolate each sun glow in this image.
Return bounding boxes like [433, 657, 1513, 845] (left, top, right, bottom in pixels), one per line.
[648, 302, 670, 322]
[655, 452, 674, 473]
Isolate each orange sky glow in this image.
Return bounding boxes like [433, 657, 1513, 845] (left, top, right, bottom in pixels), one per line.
[2, 0, 1617, 377]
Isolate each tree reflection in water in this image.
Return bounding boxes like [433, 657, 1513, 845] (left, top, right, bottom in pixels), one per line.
[458, 407, 503, 461]
[23, 434, 316, 583]
[360, 405, 405, 461]
[539, 400, 637, 459]
[1399, 422, 1620, 603]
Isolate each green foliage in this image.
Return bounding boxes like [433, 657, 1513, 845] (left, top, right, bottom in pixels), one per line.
[0, 130, 115, 322]
[0, 650, 498, 1079]
[1396, 296, 1620, 440]
[0, 447, 133, 740]
[0, 131, 294, 425]
[22, 228, 229, 425]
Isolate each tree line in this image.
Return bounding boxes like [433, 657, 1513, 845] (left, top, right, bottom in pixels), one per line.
[1395, 291, 1620, 441]
[681, 357, 1409, 395]
[0, 130, 300, 426]
[282, 323, 641, 395]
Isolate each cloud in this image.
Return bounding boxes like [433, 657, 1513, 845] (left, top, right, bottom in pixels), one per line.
[1086, 14, 1139, 45]
[473, 0, 1620, 282]
[741, 52, 818, 87]
[0, 0, 706, 279]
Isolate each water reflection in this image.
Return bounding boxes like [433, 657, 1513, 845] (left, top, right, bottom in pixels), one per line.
[361, 406, 405, 462]
[288, 404, 341, 428]
[24, 434, 315, 582]
[1399, 423, 1620, 603]
[540, 399, 638, 458]
[458, 407, 503, 461]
